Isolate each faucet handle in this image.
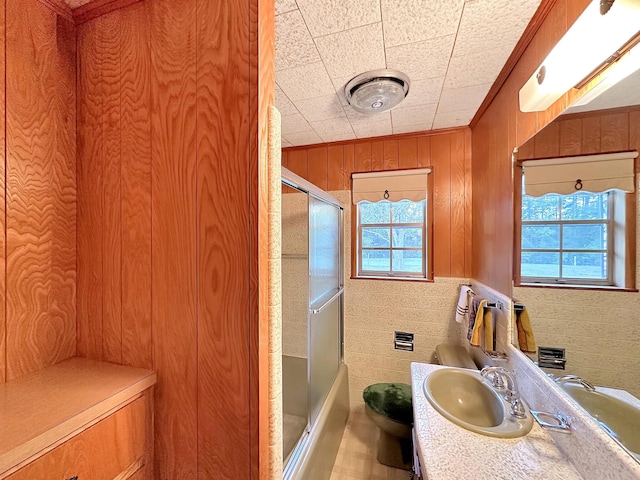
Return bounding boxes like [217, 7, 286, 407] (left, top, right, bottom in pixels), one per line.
[510, 398, 527, 419]
[480, 366, 506, 390]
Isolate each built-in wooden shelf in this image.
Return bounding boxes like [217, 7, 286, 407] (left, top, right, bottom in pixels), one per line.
[0, 357, 157, 478]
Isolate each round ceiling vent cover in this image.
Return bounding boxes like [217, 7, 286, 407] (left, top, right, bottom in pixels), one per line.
[345, 69, 410, 115]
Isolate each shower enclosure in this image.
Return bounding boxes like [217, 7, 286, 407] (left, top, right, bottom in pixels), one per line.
[281, 167, 349, 480]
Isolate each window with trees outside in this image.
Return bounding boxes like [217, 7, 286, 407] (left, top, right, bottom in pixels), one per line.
[357, 200, 427, 278]
[520, 191, 615, 285]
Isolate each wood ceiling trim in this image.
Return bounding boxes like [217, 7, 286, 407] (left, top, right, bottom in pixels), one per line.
[37, 0, 73, 20]
[470, 0, 558, 128]
[73, 0, 142, 24]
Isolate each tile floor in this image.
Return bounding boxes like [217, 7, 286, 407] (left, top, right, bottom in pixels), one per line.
[329, 404, 412, 480]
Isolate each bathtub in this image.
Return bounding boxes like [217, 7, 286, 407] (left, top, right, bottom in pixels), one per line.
[283, 356, 350, 480]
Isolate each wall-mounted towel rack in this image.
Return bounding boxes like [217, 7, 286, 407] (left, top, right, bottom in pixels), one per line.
[513, 303, 526, 312]
[485, 301, 503, 310]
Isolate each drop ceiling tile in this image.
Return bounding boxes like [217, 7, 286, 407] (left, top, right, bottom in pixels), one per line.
[282, 138, 293, 148]
[296, 0, 381, 37]
[452, 0, 541, 57]
[275, 0, 298, 16]
[314, 23, 386, 80]
[275, 86, 299, 116]
[276, 62, 336, 101]
[444, 47, 511, 89]
[276, 10, 321, 71]
[295, 94, 347, 122]
[381, 0, 465, 47]
[346, 111, 393, 139]
[310, 117, 356, 142]
[432, 109, 476, 129]
[386, 35, 455, 81]
[396, 77, 444, 110]
[437, 83, 492, 113]
[391, 104, 437, 128]
[392, 123, 434, 135]
[287, 130, 323, 146]
[282, 113, 313, 135]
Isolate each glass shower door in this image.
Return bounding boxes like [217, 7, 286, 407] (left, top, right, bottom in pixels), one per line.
[308, 195, 342, 426]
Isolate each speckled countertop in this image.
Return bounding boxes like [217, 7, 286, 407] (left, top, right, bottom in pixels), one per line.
[411, 362, 583, 480]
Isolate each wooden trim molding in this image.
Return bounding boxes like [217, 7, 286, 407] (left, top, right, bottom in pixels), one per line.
[73, 0, 142, 24]
[36, 0, 73, 20]
[470, 0, 558, 128]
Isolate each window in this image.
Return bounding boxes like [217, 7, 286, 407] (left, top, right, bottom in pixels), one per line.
[520, 191, 613, 284]
[357, 200, 427, 278]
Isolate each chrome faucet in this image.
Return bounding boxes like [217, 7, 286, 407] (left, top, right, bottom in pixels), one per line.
[481, 366, 527, 418]
[554, 374, 596, 392]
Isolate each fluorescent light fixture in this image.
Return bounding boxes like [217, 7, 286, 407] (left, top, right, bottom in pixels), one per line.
[519, 0, 640, 112]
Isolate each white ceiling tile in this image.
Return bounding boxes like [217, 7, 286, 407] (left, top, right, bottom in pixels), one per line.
[386, 35, 455, 81]
[444, 48, 510, 89]
[381, 0, 465, 47]
[396, 77, 444, 110]
[437, 83, 492, 113]
[276, 10, 321, 71]
[315, 23, 386, 80]
[310, 117, 356, 142]
[452, 0, 541, 57]
[296, 0, 381, 37]
[282, 113, 313, 135]
[275, 86, 299, 116]
[346, 110, 393, 138]
[276, 62, 336, 101]
[432, 109, 476, 129]
[391, 104, 437, 128]
[276, 0, 298, 16]
[295, 94, 347, 122]
[287, 130, 324, 146]
[282, 139, 293, 148]
[392, 123, 434, 135]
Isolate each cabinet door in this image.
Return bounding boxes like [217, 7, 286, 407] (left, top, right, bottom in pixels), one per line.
[8, 396, 147, 480]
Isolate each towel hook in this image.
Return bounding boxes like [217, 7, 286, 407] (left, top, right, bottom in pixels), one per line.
[574, 179, 583, 190]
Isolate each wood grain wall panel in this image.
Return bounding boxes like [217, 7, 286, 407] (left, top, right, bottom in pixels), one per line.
[559, 118, 582, 156]
[631, 112, 640, 155]
[431, 135, 452, 276]
[398, 138, 417, 169]
[287, 149, 307, 179]
[120, 1, 152, 369]
[5, 0, 76, 380]
[195, 0, 253, 476]
[0, 0, 5, 384]
[534, 121, 560, 158]
[307, 147, 328, 190]
[371, 141, 384, 171]
[450, 132, 466, 277]
[601, 112, 629, 152]
[343, 144, 355, 190]
[354, 142, 371, 172]
[463, 129, 473, 278]
[149, 0, 198, 477]
[77, 19, 104, 362]
[417, 136, 431, 167]
[383, 140, 399, 170]
[581, 115, 602, 154]
[281, 149, 289, 169]
[327, 145, 344, 191]
[100, 11, 123, 365]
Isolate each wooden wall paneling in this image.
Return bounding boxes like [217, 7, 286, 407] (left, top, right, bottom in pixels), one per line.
[281, 149, 288, 169]
[559, 117, 582, 156]
[417, 136, 431, 167]
[196, 0, 252, 476]
[449, 132, 466, 277]
[343, 144, 355, 190]
[327, 145, 344, 191]
[0, 0, 5, 384]
[307, 146, 328, 190]
[354, 142, 371, 172]
[287, 149, 307, 179]
[120, 1, 152, 369]
[5, 0, 76, 380]
[600, 112, 629, 152]
[533, 120, 560, 158]
[383, 140, 399, 170]
[150, 0, 198, 477]
[398, 138, 417, 169]
[371, 141, 383, 171]
[77, 18, 104, 361]
[630, 111, 640, 154]
[430, 135, 452, 276]
[581, 115, 602, 154]
[463, 129, 473, 277]
[100, 10, 123, 365]
[73, 0, 143, 24]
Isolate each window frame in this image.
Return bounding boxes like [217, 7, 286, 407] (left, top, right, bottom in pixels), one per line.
[514, 166, 636, 290]
[356, 200, 428, 279]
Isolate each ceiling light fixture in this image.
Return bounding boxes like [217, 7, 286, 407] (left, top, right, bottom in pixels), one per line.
[345, 69, 410, 115]
[519, 0, 640, 112]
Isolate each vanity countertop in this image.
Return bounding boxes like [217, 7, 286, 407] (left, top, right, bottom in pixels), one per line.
[411, 362, 583, 480]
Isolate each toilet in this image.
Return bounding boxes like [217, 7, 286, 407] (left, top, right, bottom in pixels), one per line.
[362, 345, 477, 470]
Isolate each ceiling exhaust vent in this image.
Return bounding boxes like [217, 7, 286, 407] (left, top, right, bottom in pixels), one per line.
[345, 69, 410, 115]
